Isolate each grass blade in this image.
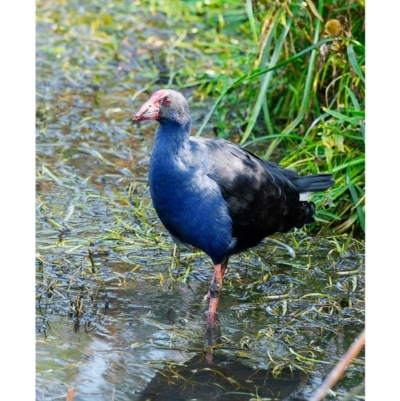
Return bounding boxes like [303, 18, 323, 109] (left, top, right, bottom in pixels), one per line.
[347, 44, 365, 83]
[245, 0, 258, 44]
[240, 8, 294, 144]
[262, 0, 324, 158]
[346, 173, 365, 233]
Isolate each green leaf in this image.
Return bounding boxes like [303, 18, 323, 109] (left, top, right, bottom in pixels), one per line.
[322, 107, 358, 124]
[346, 173, 365, 233]
[347, 44, 365, 83]
[334, 134, 345, 152]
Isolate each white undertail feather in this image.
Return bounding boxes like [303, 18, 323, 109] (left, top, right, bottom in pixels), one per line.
[299, 192, 311, 201]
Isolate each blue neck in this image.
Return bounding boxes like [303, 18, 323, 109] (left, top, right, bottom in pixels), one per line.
[153, 120, 192, 154]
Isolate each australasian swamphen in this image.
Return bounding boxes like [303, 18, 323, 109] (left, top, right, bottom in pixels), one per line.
[133, 89, 334, 320]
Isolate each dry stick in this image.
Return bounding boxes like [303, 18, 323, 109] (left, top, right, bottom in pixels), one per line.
[310, 328, 365, 401]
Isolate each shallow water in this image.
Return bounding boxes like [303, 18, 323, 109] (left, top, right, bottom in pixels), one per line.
[36, 1, 365, 399]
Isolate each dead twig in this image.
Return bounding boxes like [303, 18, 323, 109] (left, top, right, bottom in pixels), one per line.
[310, 328, 365, 401]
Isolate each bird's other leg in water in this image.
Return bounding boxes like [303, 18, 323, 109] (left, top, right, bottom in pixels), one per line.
[204, 313, 221, 363]
[206, 260, 228, 327]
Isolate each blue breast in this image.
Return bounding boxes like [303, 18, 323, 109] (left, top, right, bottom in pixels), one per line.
[148, 137, 235, 264]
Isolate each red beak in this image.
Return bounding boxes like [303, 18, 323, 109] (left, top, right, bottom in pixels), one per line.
[133, 89, 170, 121]
[133, 98, 160, 121]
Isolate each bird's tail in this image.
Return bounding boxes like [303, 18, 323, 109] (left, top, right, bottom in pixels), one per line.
[295, 174, 334, 193]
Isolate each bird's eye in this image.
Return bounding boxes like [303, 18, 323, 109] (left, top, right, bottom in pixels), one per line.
[162, 97, 171, 105]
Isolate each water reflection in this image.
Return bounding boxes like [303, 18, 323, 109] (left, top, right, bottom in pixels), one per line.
[137, 352, 307, 401]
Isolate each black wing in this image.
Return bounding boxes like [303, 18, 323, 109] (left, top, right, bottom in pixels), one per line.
[193, 137, 333, 253]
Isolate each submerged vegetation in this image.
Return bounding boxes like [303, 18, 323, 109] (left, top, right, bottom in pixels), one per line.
[36, 0, 365, 399]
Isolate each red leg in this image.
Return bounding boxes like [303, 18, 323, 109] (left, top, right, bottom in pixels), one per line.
[206, 260, 228, 323]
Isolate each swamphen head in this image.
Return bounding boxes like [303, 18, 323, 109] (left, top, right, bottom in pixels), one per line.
[133, 89, 190, 125]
